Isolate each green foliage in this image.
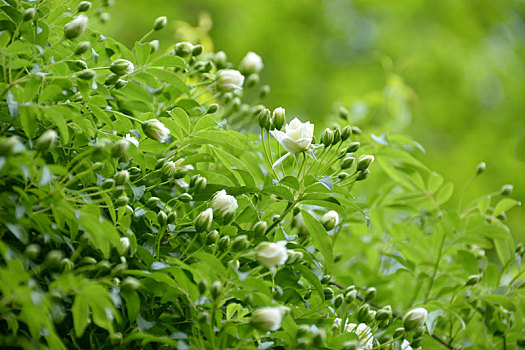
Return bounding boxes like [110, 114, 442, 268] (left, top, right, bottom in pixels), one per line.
[0, 1, 523, 349]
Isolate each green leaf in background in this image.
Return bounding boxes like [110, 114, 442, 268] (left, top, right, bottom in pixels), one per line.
[301, 209, 334, 274]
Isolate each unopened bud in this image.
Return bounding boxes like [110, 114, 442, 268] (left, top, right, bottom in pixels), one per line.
[179, 193, 192, 202]
[198, 279, 208, 294]
[272, 107, 286, 130]
[339, 107, 349, 120]
[121, 277, 141, 291]
[115, 195, 129, 207]
[347, 142, 360, 153]
[321, 210, 339, 231]
[194, 176, 207, 193]
[321, 275, 332, 284]
[342, 340, 361, 350]
[207, 104, 219, 114]
[195, 208, 213, 233]
[259, 85, 270, 98]
[500, 184, 513, 196]
[167, 211, 177, 224]
[245, 73, 259, 88]
[341, 125, 352, 141]
[219, 235, 231, 250]
[64, 15, 88, 40]
[357, 155, 374, 171]
[341, 156, 355, 169]
[146, 197, 160, 209]
[78, 1, 91, 12]
[111, 139, 129, 158]
[214, 51, 227, 68]
[364, 287, 377, 301]
[332, 128, 342, 145]
[161, 161, 177, 179]
[323, 287, 334, 300]
[357, 304, 370, 323]
[102, 178, 115, 190]
[321, 128, 334, 147]
[466, 274, 482, 286]
[232, 235, 249, 251]
[149, 40, 159, 53]
[110, 59, 134, 76]
[45, 250, 64, 269]
[175, 42, 193, 57]
[153, 16, 167, 31]
[334, 294, 344, 308]
[157, 210, 168, 226]
[23, 8, 36, 21]
[120, 236, 130, 252]
[74, 41, 91, 55]
[253, 221, 268, 236]
[376, 305, 392, 321]
[77, 69, 95, 80]
[393, 327, 405, 339]
[24, 244, 41, 260]
[210, 280, 222, 299]
[104, 74, 119, 85]
[344, 290, 357, 304]
[192, 44, 203, 56]
[114, 170, 129, 186]
[36, 130, 58, 152]
[115, 79, 128, 89]
[206, 230, 219, 243]
[402, 307, 428, 332]
[173, 167, 189, 179]
[356, 169, 370, 181]
[257, 108, 271, 130]
[476, 162, 486, 175]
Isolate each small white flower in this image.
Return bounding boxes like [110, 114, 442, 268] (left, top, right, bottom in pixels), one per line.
[143, 119, 170, 142]
[252, 306, 284, 331]
[334, 319, 374, 350]
[321, 210, 339, 231]
[216, 69, 244, 92]
[270, 118, 314, 168]
[239, 52, 264, 75]
[210, 190, 238, 215]
[124, 133, 139, 147]
[256, 241, 288, 269]
[401, 339, 413, 350]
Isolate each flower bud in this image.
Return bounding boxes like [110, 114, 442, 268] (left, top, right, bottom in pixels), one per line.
[24, 244, 41, 260]
[110, 59, 134, 76]
[272, 107, 286, 130]
[198, 279, 207, 294]
[356, 169, 370, 181]
[60, 258, 74, 273]
[64, 15, 88, 40]
[332, 128, 342, 145]
[466, 274, 482, 286]
[173, 167, 189, 179]
[257, 108, 271, 130]
[23, 8, 36, 21]
[321, 275, 332, 284]
[207, 103, 219, 114]
[232, 234, 249, 251]
[78, 1, 91, 12]
[216, 69, 244, 92]
[121, 277, 141, 291]
[245, 73, 259, 88]
[161, 161, 177, 179]
[323, 287, 334, 300]
[364, 287, 376, 301]
[393, 327, 405, 339]
[113, 185, 126, 197]
[174, 42, 193, 57]
[115, 79, 128, 89]
[500, 184, 513, 196]
[115, 195, 129, 207]
[210, 280, 222, 299]
[195, 208, 213, 233]
[357, 304, 370, 323]
[321, 128, 334, 147]
[347, 142, 360, 153]
[77, 69, 95, 80]
[167, 211, 177, 224]
[104, 74, 119, 85]
[334, 294, 344, 308]
[239, 52, 264, 75]
[145, 197, 161, 209]
[304, 290, 312, 300]
[45, 250, 64, 269]
[342, 340, 360, 350]
[74, 41, 91, 56]
[214, 51, 227, 68]
[341, 125, 352, 141]
[143, 119, 170, 142]
[312, 330, 325, 347]
[114, 170, 130, 186]
[179, 193, 193, 202]
[120, 236, 130, 252]
[321, 210, 339, 231]
[157, 210, 168, 226]
[259, 85, 270, 98]
[286, 250, 303, 264]
[194, 176, 207, 193]
[36, 130, 58, 152]
[253, 221, 268, 236]
[376, 306, 392, 321]
[402, 307, 428, 332]
[153, 16, 167, 31]
[191, 44, 203, 56]
[357, 155, 374, 171]
[218, 235, 231, 250]
[341, 156, 355, 169]
[149, 39, 160, 53]
[206, 230, 219, 243]
[339, 107, 349, 120]
[344, 290, 357, 304]
[0, 136, 24, 156]
[111, 139, 129, 158]
[251, 307, 283, 332]
[476, 162, 486, 175]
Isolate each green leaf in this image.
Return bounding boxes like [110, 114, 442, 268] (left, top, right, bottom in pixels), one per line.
[262, 186, 294, 201]
[170, 107, 190, 134]
[134, 41, 150, 66]
[301, 209, 334, 274]
[151, 55, 185, 68]
[147, 67, 189, 95]
[294, 264, 324, 300]
[280, 176, 300, 190]
[493, 198, 520, 217]
[72, 294, 89, 337]
[436, 182, 454, 204]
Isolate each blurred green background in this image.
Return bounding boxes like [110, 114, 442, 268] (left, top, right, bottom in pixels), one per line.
[96, 0, 525, 237]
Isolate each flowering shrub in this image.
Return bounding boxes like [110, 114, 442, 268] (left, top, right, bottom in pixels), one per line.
[0, 1, 523, 349]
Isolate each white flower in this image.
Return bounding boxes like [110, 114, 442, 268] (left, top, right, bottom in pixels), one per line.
[210, 190, 238, 215]
[334, 319, 374, 349]
[239, 52, 264, 75]
[216, 69, 244, 92]
[401, 339, 413, 350]
[124, 134, 139, 147]
[120, 237, 130, 252]
[143, 119, 170, 142]
[256, 241, 288, 269]
[251, 307, 284, 331]
[270, 118, 314, 168]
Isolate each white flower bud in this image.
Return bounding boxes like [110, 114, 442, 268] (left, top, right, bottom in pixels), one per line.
[210, 190, 238, 217]
[120, 237, 130, 252]
[252, 307, 284, 332]
[256, 241, 288, 269]
[239, 52, 264, 75]
[110, 59, 134, 76]
[153, 16, 167, 31]
[402, 307, 428, 332]
[321, 210, 339, 231]
[356, 155, 374, 171]
[272, 107, 286, 130]
[64, 15, 88, 40]
[216, 69, 244, 93]
[195, 208, 213, 233]
[36, 130, 58, 152]
[142, 119, 170, 142]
